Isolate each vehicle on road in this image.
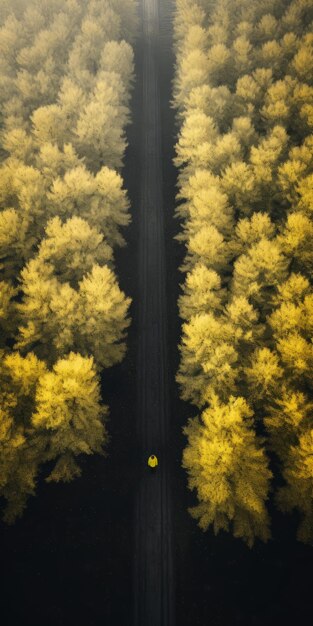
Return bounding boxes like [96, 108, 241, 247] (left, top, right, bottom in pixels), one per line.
[148, 454, 158, 470]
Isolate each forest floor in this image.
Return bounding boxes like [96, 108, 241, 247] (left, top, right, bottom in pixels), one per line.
[0, 1, 312, 626]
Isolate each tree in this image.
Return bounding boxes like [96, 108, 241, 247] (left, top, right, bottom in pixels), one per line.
[177, 168, 219, 219]
[35, 142, 83, 183]
[224, 295, 262, 354]
[173, 0, 313, 544]
[178, 264, 223, 320]
[0, 160, 48, 248]
[293, 82, 313, 132]
[277, 428, 313, 543]
[230, 212, 275, 257]
[235, 68, 273, 123]
[77, 264, 131, 368]
[0, 14, 26, 67]
[174, 112, 217, 171]
[177, 313, 238, 406]
[32, 352, 107, 476]
[16, 257, 80, 361]
[183, 394, 271, 546]
[250, 125, 289, 195]
[0, 208, 27, 278]
[0, 350, 107, 522]
[256, 14, 278, 43]
[232, 239, 288, 306]
[268, 275, 313, 384]
[178, 170, 234, 238]
[282, 0, 313, 34]
[233, 36, 253, 77]
[277, 332, 313, 381]
[209, 131, 242, 174]
[236, 74, 262, 107]
[274, 272, 311, 305]
[94, 166, 130, 245]
[0, 281, 18, 340]
[291, 36, 313, 83]
[257, 40, 283, 77]
[108, 0, 138, 43]
[0, 350, 45, 523]
[37, 216, 113, 285]
[0, 0, 135, 524]
[297, 173, 313, 215]
[31, 103, 69, 147]
[47, 164, 130, 247]
[173, 46, 211, 111]
[232, 115, 258, 153]
[265, 387, 312, 459]
[221, 161, 259, 213]
[183, 224, 230, 273]
[183, 84, 234, 131]
[17, 258, 131, 369]
[174, 0, 206, 45]
[261, 77, 296, 126]
[176, 24, 209, 62]
[245, 347, 283, 402]
[4, 351, 47, 398]
[74, 71, 129, 170]
[67, 11, 120, 90]
[99, 40, 134, 95]
[206, 44, 232, 87]
[1, 127, 34, 162]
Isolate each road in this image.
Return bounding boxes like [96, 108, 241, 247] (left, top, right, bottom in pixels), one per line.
[133, 1, 175, 625]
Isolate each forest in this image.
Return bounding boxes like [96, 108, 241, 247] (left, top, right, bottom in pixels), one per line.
[0, 0, 313, 624]
[0, 0, 137, 522]
[173, 0, 313, 546]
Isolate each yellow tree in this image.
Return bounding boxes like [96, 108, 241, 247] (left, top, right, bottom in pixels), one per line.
[32, 352, 107, 482]
[183, 394, 271, 546]
[232, 238, 288, 307]
[0, 351, 46, 523]
[37, 216, 113, 285]
[74, 72, 129, 170]
[277, 429, 313, 543]
[178, 170, 234, 239]
[48, 164, 130, 247]
[0, 350, 107, 522]
[265, 388, 313, 543]
[177, 312, 238, 406]
[178, 264, 223, 321]
[77, 264, 131, 368]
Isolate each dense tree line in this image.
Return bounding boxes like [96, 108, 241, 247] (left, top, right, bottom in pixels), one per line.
[0, 0, 137, 521]
[173, 0, 313, 545]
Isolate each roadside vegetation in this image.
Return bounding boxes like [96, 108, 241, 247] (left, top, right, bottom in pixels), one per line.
[173, 0, 313, 545]
[0, 0, 137, 522]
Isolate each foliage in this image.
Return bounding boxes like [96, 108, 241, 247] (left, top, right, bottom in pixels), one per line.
[174, 0, 313, 544]
[183, 395, 271, 547]
[0, 0, 136, 520]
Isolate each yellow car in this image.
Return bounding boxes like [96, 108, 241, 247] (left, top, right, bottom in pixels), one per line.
[148, 454, 158, 470]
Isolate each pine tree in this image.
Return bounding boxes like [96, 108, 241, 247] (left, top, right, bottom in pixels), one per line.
[178, 264, 223, 320]
[0, 0, 136, 520]
[77, 264, 131, 368]
[173, 0, 313, 543]
[38, 216, 113, 285]
[32, 352, 107, 473]
[183, 394, 271, 547]
[177, 313, 238, 406]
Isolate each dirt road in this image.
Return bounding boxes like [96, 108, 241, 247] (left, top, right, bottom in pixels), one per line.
[133, 1, 175, 625]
